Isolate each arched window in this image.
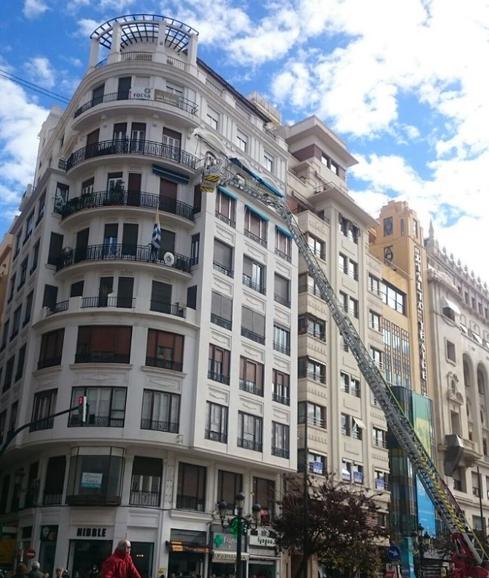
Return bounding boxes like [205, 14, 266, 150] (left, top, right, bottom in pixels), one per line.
[478, 365, 487, 396]
[463, 357, 471, 387]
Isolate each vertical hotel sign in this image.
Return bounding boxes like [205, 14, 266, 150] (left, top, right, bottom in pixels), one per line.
[414, 247, 428, 395]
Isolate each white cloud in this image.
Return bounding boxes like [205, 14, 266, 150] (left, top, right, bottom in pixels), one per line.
[25, 56, 56, 89]
[77, 18, 99, 37]
[23, 0, 48, 18]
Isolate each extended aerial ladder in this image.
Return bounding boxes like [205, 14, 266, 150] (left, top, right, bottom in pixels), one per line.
[202, 153, 489, 574]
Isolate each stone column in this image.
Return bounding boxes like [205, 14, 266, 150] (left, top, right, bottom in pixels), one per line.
[88, 37, 100, 69]
[108, 22, 122, 64]
[153, 20, 168, 63]
[187, 32, 198, 74]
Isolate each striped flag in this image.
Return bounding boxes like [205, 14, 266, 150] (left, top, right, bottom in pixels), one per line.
[151, 209, 161, 251]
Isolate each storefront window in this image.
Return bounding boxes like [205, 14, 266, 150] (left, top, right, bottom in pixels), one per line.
[66, 452, 123, 506]
[68, 539, 112, 578]
[168, 530, 207, 578]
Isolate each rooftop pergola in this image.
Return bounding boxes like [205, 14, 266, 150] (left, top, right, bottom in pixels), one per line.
[90, 14, 199, 53]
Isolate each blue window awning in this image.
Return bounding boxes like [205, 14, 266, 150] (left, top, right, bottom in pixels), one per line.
[217, 185, 238, 200]
[152, 164, 189, 184]
[229, 157, 284, 198]
[246, 204, 270, 222]
[276, 224, 292, 239]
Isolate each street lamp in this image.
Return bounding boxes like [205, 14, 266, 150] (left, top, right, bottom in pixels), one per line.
[217, 492, 261, 578]
[412, 525, 432, 578]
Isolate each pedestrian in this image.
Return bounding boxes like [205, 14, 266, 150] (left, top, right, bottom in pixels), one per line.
[12, 564, 27, 578]
[28, 562, 44, 578]
[101, 540, 141, 578]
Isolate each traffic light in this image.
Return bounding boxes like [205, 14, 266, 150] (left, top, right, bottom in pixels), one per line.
[78, 395, 88, 424]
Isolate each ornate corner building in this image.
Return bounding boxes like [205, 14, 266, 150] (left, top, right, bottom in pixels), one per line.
[0, 15, 298, 578]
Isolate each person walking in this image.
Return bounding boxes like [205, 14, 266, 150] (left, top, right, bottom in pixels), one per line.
[12, 564, 28, 578]
[28, 562, 44, 578]
[101, 541, 141, 578]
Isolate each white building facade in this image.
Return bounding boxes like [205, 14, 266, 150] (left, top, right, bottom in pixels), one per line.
[0, 15, 297, 578]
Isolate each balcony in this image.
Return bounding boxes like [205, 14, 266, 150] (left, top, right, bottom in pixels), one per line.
[244, 229, 267, 248]
[29, 417, 54, 432]
[272, 392, 290, 406]
[275, 248, 291, 262]
[56, 189, 195, 222]
[145, 357, 183, 372]
[272, 447, 290, 459]
[150, 301, 186, 318]
[74, 90, 198, 119]
[62, 140, 197, 172]
[238, 438, 262, 452]
[241, 327, 265, 345]
[75, 352, 130, 364]
[273, 341, 290, 356]
[141, 418, 179, 433]
[213, 262, 234, 277]
[56, 244, 192, 274]
[130, 490, 161, 507]
[69, 414, 124, 427]
[37, 356, 61, 370]
[211, 313, 232, 330]
[274, 294, 291, 308]
[82, 296, 135, 309]
[243, 274, 266, 294]
[66, 494, 121, 506]
[239, 379, 263, 397]
[208, 369, 230, 385]
[176, 495, 205, 511]
[205, 430, 228, 443]
[43, 493, 62, 506]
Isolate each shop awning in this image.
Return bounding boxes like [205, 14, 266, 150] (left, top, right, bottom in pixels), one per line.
[152, 164, 190, 184]
[442, 296, 461, 316]
[167, 541, 209, 554]
[276, 224, 292, 239]
[246, 204, 270, 222]
[217, 185, 238, 200]
[229, 157, 284, 198]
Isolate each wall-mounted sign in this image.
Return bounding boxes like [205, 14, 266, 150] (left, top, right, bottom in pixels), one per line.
[81, 472, 103, 489]
[248, 529, 276, 548]
[414, 247, 428, 394]
[74, 527, 111, 539]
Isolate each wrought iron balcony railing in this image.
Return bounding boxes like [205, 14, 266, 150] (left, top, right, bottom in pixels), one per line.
[140, 418, 179, 433]
[129, 490, 161, 507]
[239, 379, 263, 397]
[55, 244, 192, 273]
[74, 90, 198, 118]
[63, 140, 197, 171]
[145, 357, 183, 372]
[56, 189, 195, 221]
[237, 438, 263, 452]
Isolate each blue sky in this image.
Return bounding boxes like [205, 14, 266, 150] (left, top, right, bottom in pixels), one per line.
[1, 0, 489, 280]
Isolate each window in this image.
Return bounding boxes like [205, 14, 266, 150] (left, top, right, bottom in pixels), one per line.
[273, 324, 290, 355]
[0, 411, 6, 446]
[208, 344, 231, 384]
[213, 239, 234, 277]
[206, 107, 219, 130]
[373, 427, 387, 448]
[370, 347, 383, 368]
[381, 281, 406, 314]
[352, 463, 364, 484]
[8, 402, 17, 434]
[341, 372, 360, 397]
[339, 214, 359, 244]
[11, 306, 21, 339]
[76, 326, 132, 364]
[37, 191, 46, 223]
[22, 291, 33, 327]
[298, 357, 326, 384]
[141, 389, 180, 433]
[187, 286, 197, 309]
[369, 274, 381, 296]
[383, 216, 393, 236]
[211, 291, 233, 330]
[238, 412, 263, 451]
[69, 387, 127, 427]
[66, 452, 123, 506]
[241, 307, 266, 344]
[236, 130, 248, 152]
[43, 284, 58, 311]
[374, 470, 389, 491]
[24, 211, 35, 242]
[150, 281, 173, 314]
[130, 457, 162, 507]
[193, 184, 202, 214]
[341, 414, 363, 439]
[243, 256, 266, 294]
[176, 463, 206, 511]
[298, 274, 323, 299]
[253, 477, 274, 523]
[274, 274, 290, 307]
[299, 451, 327, 476]
[308, 234, 325, 259]
[264, 152, 274, 173]
[447, 340, 456, 363]
[18, 258, 28, 288]
[272, 422, 289, 458]
[275, 227, 291, 261]
[298, 314, 326, 341]
[191, 233, 200, 265]
[38, 328, 64, 369]
[299, 402, 326, 428]
[14, 231, 21, 258]
[338, 254, 358, 280]
[31, 240, 40, 274]
[272, 370, 290, 405]
[216, 189, 236, 227]
[369, 310, 381, 331]
[244, 207, 267, 246]
[146, 329, 184, 371]
[0, 475, 10, 514]
[218, 471, 242, 510]
[30, 389, 57, 431]
[1, 321, 9, 350]
[205, 402, 228, 443]
[3, 356, 15, 392]
[239, 357, 264, 396]
[47, 232, 63, 266]
[15, 344, 26, 381]
[340, 291, 359, 318]
[8, 274, 15, 302]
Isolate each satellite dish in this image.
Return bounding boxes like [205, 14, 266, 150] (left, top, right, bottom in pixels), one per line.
[163, 252, 175, 266]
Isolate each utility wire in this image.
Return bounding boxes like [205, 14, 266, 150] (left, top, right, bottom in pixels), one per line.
[0, 68, 71, 104]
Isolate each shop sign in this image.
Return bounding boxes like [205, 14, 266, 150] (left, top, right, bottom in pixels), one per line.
[81, 472, 103, 489]
[212, 552, 249, 562]
[40, 526, 58, 542]
[72, 527, 113, 539]
[129, 88, 152, 100]
[414, 247, 428, 395]
[248, 529, 276, 548]
[212, 532, 237, 552]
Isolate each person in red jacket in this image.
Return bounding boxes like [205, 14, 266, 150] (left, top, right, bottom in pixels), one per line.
[101, 541, 142, 578]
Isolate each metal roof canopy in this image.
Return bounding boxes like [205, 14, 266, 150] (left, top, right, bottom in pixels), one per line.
[90, 14, 199, 53]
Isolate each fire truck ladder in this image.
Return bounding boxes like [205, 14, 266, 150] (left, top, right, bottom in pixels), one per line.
[216, 159, 489, 566]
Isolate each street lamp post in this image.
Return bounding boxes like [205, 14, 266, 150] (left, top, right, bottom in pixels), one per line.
[412, 525, 431, 578]
[218, 492, 261, 578]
